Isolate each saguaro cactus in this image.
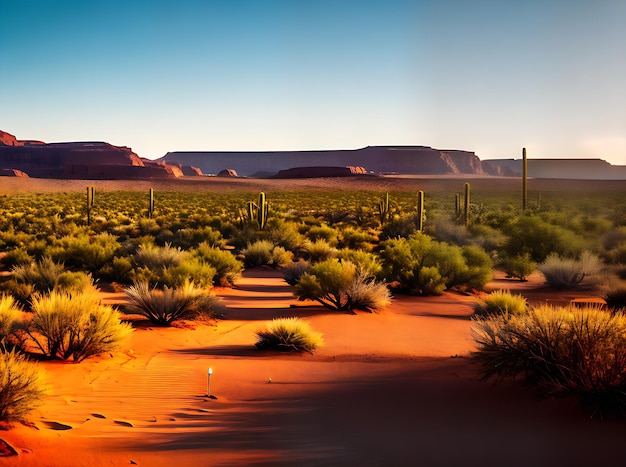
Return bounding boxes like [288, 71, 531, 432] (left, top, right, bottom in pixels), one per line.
[257, 191, 268, 229]
[148, 188, 155, 219]
[379, 192, 390, 224]
[86, 186, 95, 225]
[464, 182, 471, 225]
[455, 192, 461, 217]
[522, 147, 528, 210]
[417, 190, 425, 232]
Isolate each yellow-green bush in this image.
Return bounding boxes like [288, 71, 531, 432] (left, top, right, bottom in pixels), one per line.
[0, 348, 46, 422]
[255, 317, 323, 352]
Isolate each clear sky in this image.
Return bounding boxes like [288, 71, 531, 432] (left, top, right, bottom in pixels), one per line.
[1, 0, 625, 164]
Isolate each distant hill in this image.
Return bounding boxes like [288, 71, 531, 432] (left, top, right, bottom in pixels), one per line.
[485, 158, 626, 180]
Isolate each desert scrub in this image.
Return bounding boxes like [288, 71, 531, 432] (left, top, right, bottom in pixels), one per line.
[498, 253, 536, 281]
[46, 232, 120, 273]
[337, 248, 383, 278]
[124, 280, 217, 325]
[603, 285, 626, 313]
[241, 240, 292, 268]
[255, 317, 323, 352]
[27, 290, 132, 362]
[0, 348, 46, 422]
[338, 226, 375, 251]
[193, 243, 243, 286]
[538, 251, 603, 289]
[0, 295, 23, 343]
[294, 259, 391, 312]
[282, 259, 311, 286]
[473, 290, 528, 316]
[472, 304, 626, 413]
[300, 239, 338, 263]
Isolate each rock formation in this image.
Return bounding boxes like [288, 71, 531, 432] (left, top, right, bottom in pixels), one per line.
[160, 146, 493, 177]
[486, 158, 626, 180]
[0, 130, 180, 179]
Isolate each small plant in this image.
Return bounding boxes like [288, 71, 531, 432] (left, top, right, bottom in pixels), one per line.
[473, 290, 528, 316]
[0, 347, 46, 422]
[193, 243, 243, 286]
[255, 317, 323, 352]
[124, 280, 214, 325]
[27, 290, 132, 362]
[538, 251, 603, 289]
[0, 295, 22, 343]
[301, 239, 338, 263]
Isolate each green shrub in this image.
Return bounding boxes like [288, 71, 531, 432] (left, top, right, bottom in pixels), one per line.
[124, 280, 215, 325]
[265, 220, 304, 252]
[338, 226, 375, 251]
[193, 243, 243, 286]
[538, 251, 603, 289]
[255, 317, 323, 352]
[301, 239, 338, 263]
[294, 259, 390, 312]
[304, 224, 339, 246]
[499, 253, 536, 281]
[379, 233, 491, 295]
[337, 248, 383, 278]
[0, 348, 46, 422]
[241, 240, 292, 268]
[1, 248, 33, 269]
[473, 290, 528, 316]
[47, 232, 120, 273]
[170, 226, 223, 250]
[10, 258, 96, 297]
[472, 305, 626, 413]
[282, 259, 311, 286]
[380, 215, 418, 240]
[98, 256, 135, 284]
[134, 243, 185, 270]
[27, 290, 132, 362]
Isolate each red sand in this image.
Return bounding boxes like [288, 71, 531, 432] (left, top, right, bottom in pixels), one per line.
[1, 269, 624, 466]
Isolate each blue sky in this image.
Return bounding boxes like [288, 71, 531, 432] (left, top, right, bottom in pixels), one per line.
[1, 0, 625, 164]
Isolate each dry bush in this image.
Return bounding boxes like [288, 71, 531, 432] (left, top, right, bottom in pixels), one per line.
[538, 251, 603, 289]
[472, 304, 626, 413]
[0, 348, 46, 422]
[124, 280, 216, 325]
[27, 290, 132, 362]
[255, 317, 323, 352]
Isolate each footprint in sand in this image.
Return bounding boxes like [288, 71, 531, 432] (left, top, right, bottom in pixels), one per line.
[114, 420, 134, 427]
[91, 413, 106, 419]
[41, 421, 72, 431]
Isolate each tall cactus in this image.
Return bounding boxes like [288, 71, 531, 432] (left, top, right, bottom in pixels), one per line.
[522, 147, 528, 210]
[86, 186, 95, 226]
[455, 192, 461, 217]
[148, 188, 155, 219]
[464, 182, 471, 225]
[257, 191, 268, 229]
[416, 190, 425, 232]
[379, 192, 390, 224]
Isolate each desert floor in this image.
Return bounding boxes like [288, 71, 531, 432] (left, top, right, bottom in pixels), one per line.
[1, 176, 626, 466]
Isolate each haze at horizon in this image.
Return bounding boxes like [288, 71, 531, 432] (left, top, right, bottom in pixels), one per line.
[1, 0, 625, 165]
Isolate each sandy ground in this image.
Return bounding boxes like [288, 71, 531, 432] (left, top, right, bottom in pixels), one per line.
[1, 268, 625, 467]
[2, 176, 626, 466]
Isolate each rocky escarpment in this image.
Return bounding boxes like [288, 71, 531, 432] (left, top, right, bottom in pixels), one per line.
[0, 130, 180, 179]
[160, 146, 496, 177]
[486, 158, 626, 180]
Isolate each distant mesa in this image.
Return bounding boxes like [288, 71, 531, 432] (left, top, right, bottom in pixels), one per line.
[2, 130, 625, 180]
[273, 166, 370, 178]
[0, 130, 181, 179]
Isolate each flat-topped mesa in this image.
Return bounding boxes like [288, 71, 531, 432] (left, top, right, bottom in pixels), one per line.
[160, 145, 493, 177]
[0, 131, 181, 179]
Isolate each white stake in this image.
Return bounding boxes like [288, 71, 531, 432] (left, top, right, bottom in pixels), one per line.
[207, 367, 213, 397]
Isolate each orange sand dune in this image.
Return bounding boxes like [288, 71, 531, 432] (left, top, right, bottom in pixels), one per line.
[2, 269, 625, 466]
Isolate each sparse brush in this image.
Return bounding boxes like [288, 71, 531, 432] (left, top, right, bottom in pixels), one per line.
[473, 290, 529, 317]
[241, 240, 292, 267]
[0, 347, 46, 422]
[124, 280, 210, 325]
[27, 290, 132, 362]
[193, 243, 243, 286]
[0, 295, 23, 342]
[255, 317, 323, 352]
[345, 272, 392, 312]
[603, 285, 626, 313]
[472, 304, 626, 414]
[134, 243, 186, 269]
[301, 239, 338, 263]
[282, 259, 311, 286]
[11, 257, 66, 292]
[538, 251, 603, 289]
